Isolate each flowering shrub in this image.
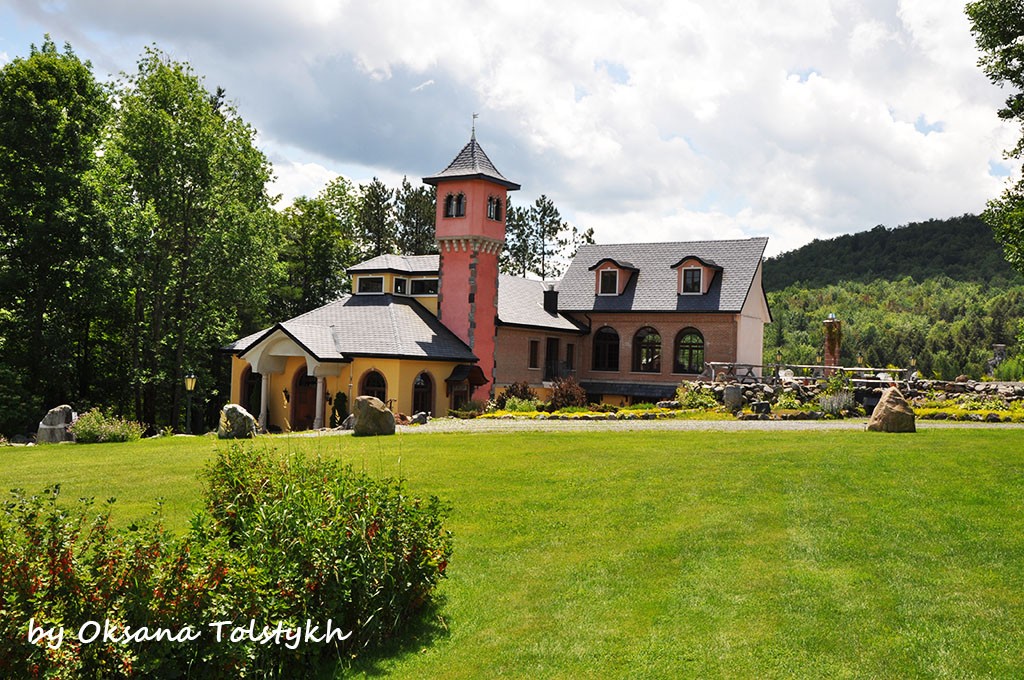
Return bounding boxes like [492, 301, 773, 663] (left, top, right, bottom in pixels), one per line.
[502, 397, 540, 412]
[68, 409, 144, 444]
[0, 444, 453, 678]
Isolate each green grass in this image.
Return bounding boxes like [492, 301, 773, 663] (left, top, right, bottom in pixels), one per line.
[3, 428, 1024, 678]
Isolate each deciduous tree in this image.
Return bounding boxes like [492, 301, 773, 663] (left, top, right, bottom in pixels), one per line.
[0, 37, 109, 434]
[968, 0, 1024, 275]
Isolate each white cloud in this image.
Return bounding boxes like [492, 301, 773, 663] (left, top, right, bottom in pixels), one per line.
[2, 0, 1018, 256]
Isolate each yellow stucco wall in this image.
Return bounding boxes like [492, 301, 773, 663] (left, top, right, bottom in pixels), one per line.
[230, 353, 462, 432]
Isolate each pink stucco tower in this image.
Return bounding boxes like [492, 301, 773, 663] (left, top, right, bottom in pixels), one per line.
[423, 130, 520, 401]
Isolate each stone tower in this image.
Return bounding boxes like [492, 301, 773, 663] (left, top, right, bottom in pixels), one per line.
[423, 130, 520, 401]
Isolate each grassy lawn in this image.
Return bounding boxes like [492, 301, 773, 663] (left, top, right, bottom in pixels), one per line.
[2, 427, 1023, 678]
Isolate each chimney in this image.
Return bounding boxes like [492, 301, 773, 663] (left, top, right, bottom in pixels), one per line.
[823, 313, 841, 375]
[543, 283, 558, 313]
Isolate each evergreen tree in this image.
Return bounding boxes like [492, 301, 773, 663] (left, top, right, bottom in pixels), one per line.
[395, 176, 437, 255]
[357, 177, 396, 258]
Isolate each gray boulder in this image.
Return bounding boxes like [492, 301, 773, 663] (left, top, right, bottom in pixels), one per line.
[37, 405, 76, 444]
[867, 387, 916, 433]
[352, 396, 396, 437]
[217, 403, 258, 439]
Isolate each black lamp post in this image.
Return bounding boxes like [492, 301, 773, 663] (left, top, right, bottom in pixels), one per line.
[184, 373, 197, 434]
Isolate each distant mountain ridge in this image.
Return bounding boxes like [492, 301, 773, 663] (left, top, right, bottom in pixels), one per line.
[763, 214, 1020, 292]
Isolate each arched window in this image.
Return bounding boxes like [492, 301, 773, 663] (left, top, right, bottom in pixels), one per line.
[633, 327, 662, 372]
[412, 372, 434, 415]
[674, 329, 705, 374]
[592, 327, 619, 371]
[487, 196, 502, 221]
[360, 370, 387, 401]
[444, 193, 466, 217]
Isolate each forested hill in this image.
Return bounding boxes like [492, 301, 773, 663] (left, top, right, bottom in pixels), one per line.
[763, 214, 1021, 291]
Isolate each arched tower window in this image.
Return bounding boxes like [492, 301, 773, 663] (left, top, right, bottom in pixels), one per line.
[592, 327, 620, 371]
[633, 327, 662, 373]
[444, 193, 466, 217]
[487, 196, 502, 221]
[674, 329, 705, 374]
[360, 370, 387, 402]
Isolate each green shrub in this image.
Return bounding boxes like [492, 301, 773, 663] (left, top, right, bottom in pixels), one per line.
[450, 399, 486, 418]
[503, 396, 540, 412]
[548, 377, 588, 411]
[68, 408, 144, 444]
[0, 445, 453, 678]
[622, 402, 658, 411]
[994, 356, 1024, 382]
[495, 381, 538, 410]
[775, 391, 803, 410]
[554, 405, 590, 414]
[676, 383, 720, 410]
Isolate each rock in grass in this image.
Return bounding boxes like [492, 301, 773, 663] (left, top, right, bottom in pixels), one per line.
[867, 387, 916, 433]
[218, 404, 258, 439]
[352, 396, 396, 437]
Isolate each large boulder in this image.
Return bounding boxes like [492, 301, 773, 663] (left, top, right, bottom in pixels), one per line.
[37, 405, 76, 444]
[867, 387, 916, 433]
[352, 396, 396, 437]
[218, 403, 258, 439]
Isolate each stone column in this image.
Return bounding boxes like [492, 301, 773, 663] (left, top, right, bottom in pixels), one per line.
[259, 373, 270, 433]
[313, 376, 326, 429]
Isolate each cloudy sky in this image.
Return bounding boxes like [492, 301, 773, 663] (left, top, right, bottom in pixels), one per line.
[0, 0, 1018, 256]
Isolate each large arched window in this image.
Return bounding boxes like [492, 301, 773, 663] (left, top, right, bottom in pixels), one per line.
[360, 370, 387, 401]
[592, 327, 619, 371]
[632, 327, 662, 372]
[674, 329, 705, 374]
[444, 193, 466, 217]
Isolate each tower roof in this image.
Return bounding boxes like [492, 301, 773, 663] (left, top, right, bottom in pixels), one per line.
[423, 132, 520, 190]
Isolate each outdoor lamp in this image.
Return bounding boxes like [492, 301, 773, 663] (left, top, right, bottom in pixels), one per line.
[184, 373, 197, 434]
[857, 353, 864, 366]
[910, 356, 917, 367]
[776, 350, 783, 364]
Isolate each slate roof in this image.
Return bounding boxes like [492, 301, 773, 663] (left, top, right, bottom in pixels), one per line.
[496, 275, 586, 333]
[226, 294, 477, 362]
[348, 254, 440, 275]
[422, 133, 520, 190]
[557, 238, 769, 313]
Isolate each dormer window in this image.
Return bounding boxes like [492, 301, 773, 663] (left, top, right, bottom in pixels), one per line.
[599, 270, 618, 295]
[682, 268, 701, 294]
[671, 256, 721, 296]
[486, 196, 503, 221]
[393, 277, 407, 295]
[444, 193, 466, 217]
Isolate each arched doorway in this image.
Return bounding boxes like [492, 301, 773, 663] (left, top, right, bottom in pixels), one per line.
[291, 369, 317, 431]
[412, 372, 434, 415]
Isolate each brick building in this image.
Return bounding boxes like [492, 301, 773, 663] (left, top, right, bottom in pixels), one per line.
[226, 132, 771, 430]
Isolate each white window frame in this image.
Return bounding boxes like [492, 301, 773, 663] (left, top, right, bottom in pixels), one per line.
[356, 276, 385, 295]
[393, 277, 408, 295]
[681, 267, 702, 295]
[410, 278, 439, 296]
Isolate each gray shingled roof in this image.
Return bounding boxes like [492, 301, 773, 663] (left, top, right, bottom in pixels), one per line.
[422, 133, 520, 190]
[348, 254, 440, 274]
[497, 275, 587, 332]
[557, 238, 768, 313]
[226, 294, 477, 362]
